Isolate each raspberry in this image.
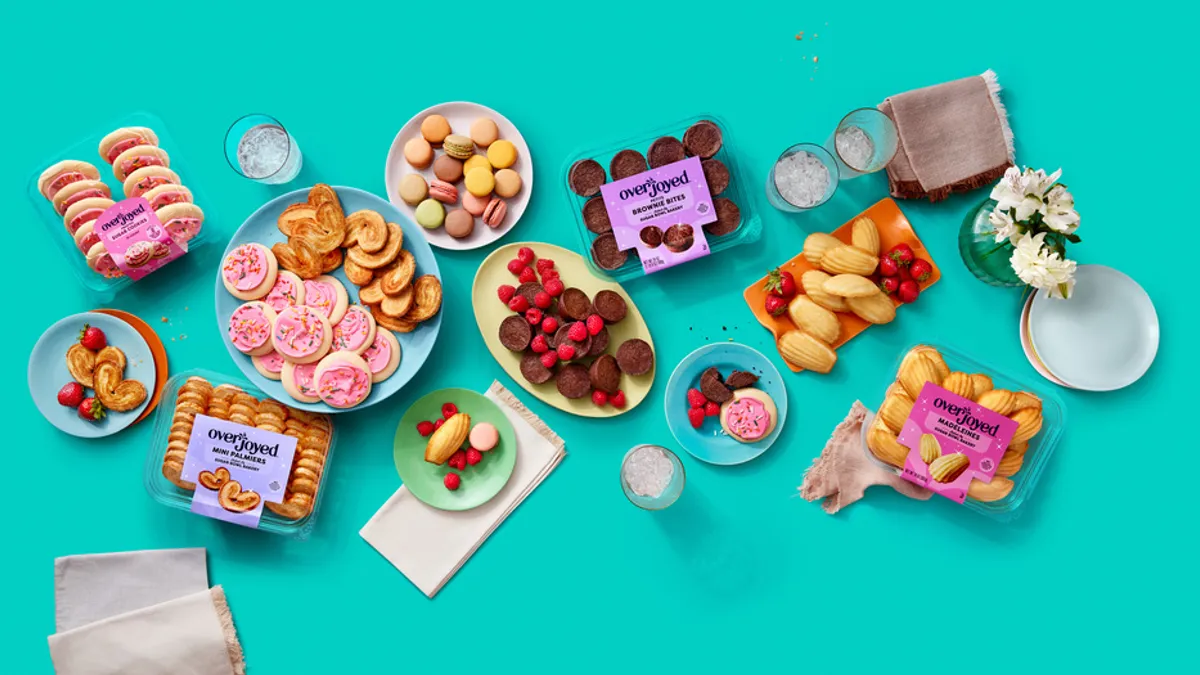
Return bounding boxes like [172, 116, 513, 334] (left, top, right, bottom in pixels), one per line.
[535, 258, 555, 274]
[585, 314, 604, 336]
[506, 259, 526, 275]
[541, 269, 559, 281]
[449, 450, 467, 470]
[416, 420, 435, 437]
[517, 247, 535, 264]
[556, 343, 575, 360]
[531, 334, 549, 353]
[497, 284, 516, 304]
[444, 473, 461, 491]
[544, 278, 565, 297]
[466, 448, 483, 466]
[434, 418, 445, 430]
[507, 295, 529, 312]
[592, 390, 609, 406]
[686, 388, 707, 409]
[518, 267, 537, 284]
[540, 351, 558, 368]
[541, 317, 558, 334]
[533, 291, 552, 309]
[567, 321, 587, 342]
[442, 402, 458, 418]
[610, 390, 626, 408]
[704, 401, 720, 417]
[687, 407, 705, 428]
[525, 308, 543, 325]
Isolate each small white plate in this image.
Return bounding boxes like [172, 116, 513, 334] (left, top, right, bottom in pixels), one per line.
[383, 102, 533, 251]
[1028, 265, 1158, 391]
[1019, 292, 1070, 387]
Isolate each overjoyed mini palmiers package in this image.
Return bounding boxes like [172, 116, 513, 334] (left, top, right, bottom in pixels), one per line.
[144, 369, 336, 538]
[862, 344, 1065, 520]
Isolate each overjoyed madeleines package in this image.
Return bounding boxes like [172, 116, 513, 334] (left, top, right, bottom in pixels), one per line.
[144, 369, 336, 538]
[863, 344, 1065, 520]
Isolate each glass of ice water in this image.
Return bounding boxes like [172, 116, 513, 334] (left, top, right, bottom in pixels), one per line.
[224, 113, 302, 184]
[621, 444, 685, 510]
[824, 108, 898, 180]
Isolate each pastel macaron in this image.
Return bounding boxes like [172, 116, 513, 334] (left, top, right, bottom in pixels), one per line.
[64, 197, 115, 235]
[281, 361, 320, 403]
[38, 160, 99, 201]
[404, 137, 434, 169]
[444, 209, 474, 239]
[442, 134, 474, 160]
[428, 180, 458, 203]
[420, 114, 451, 144]
[52, 179, 111, 216]
[432, 155, 464, 183]
[112, 145, 170, 182]
[314, 351, 374, 409]
[124, 166, 180, 198]
[463, 155, 491, 175]
[482, 198, 507, 228]
[399, 174, 428, 205]
[464, 167, 495, 197]
[157, 203, 205, 244]
[415, 199, 445, 229]
[487, 140, 517, 169]
[469, 422, 499, 451]
[252, 350, 287, 380]
[98, 126, 158, 165]
[469, 118, 499, 147]
[462, 192, 490, 216]
[221, 243, 279, 301]
[271, 304, 333, 365]
[228, 301, 278, 356]
[493, 168, 522, 198]
[363, 328, 401, 383]
[302, 274, 349, 325]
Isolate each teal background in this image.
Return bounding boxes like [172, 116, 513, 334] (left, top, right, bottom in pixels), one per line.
[2, 2, 1190, 672]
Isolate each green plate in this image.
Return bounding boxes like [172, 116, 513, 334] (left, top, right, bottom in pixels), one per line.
[394, 388, 517, 510]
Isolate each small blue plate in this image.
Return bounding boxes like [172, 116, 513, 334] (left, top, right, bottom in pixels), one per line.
[214, 186, 442, 413]
[29, 312, 155, 438]
[664, 343, 788, 465]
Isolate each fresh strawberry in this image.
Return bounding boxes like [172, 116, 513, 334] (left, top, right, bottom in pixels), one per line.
[442, 402, 458, 418]
[518, 267, 538, 284]
[449, 450, 467, 470]
[77, 397, 105, 421]
[444, 473, 461, 491]
[525, 308, 543, 325]
[567, 321, 587, 342]
[416, 420, 435, 437]
[535, 258, 555, 274]
[898, 280, 920, 304]
[517, 247, 536, 265]
[507, 295, 530, 313]
[686, 388, 707, 409]
[540, 351, 559, 368]
[704, 401, 720, 417]
[434, 418, 446, 430]
[687, 407, 705, 429]
[533, 291, 552, 309]
[909, 259, 933, 282]
[466, 448, 483, 466]
[879, 276, 899, 295]
[531, 334, 549, 353]
[556, 343, 576, 360]
[888, 243, 915, 267]
[497, 284, 516, 304]
[506, 259, 526, 276]
[57, 382, 85, 407]
[79, 323, 106, 350]
[544, 278, 565, 297]
[897, 266, 913, 282]
[585, 314, 604, 336]
[878, 255, 900, 277]
[764, 268, 797, 299]
[610, 390, 626, 408]
[540, 317, 558, 334]
[591, 390, 609, 406]
[765, 294, 788, 317]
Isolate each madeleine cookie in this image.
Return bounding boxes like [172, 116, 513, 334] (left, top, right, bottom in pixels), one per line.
[786, 295, 840, 344]
[846, 292, 896, 325]
[272, 305, 333, 364]
[112, 145, 170, 182]
[313, 351, 373, 409]
[157, 203, 204, 244]
[302, 275, 349, 325]
[820, 245, 878, 276]
[52, 179, 111, 216]
[252, 350, 286, 380]
[142, 183, 193, 211]
[98, 126, 158, 164]
[39, 160, 99, 200]
[362, 329, 401, 383]
[123, 166, 180, 199]
[801, 270, 847, 312]
[281, 361, 320, 403]
[228, 301, 277, 356]
[64, 197, 115, 235]
[331, 304, 376, 354]
[777, 329, 837, 374]
[802, 233, 843, 265]
[823, 274, 879, 298]
[221, 243, 278, 300]
[850, 216, 880, 255]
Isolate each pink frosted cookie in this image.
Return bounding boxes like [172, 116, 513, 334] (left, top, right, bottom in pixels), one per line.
[52, 180, 111, 216]
[85, 242, 123, 279]
[124, 241, 155, 267]
[221, 242, 278, 301]
[281, 361, 320, 404]
[469, 422, 499, 452]
[38, 160, 99, 200]
[719, 388, 779, 443]
[157, 203, 204, 245]
[271, 304, 332, 365]
[362, 328, 401, 383]
[73, 221, 100, 254]
[331, 305, 377, 355]
[314, 351, 373, 409]
[228, 301, 277, 356]
[98, 126, 159, 165]
[63, 197, 115, 235]
[252, 350, 286, 381]
[123, 166, 179, 198]
[112, 145, 170, 183]
[302, 275, 349, 325]
[151, 240, 171, 259]
[142, 183, 193, 211]
[263, 270, 305, 313]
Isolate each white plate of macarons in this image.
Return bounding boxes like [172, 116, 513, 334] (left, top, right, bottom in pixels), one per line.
[383, 101, 533, 251]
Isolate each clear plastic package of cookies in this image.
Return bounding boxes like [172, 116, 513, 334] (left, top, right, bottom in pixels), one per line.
[862, 343, 1065, 520]
[27, 111, 213, 298]
[561, 114, 762, 282]
[144, 369, 336, 538]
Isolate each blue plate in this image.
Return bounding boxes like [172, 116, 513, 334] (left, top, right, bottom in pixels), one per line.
[28, 312, 155, 438]
[214, 186, 442, 413]
[664, 343, 788, 465]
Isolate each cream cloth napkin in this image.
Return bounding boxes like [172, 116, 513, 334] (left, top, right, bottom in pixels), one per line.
[361, 381, 566, 598]
[55, 548, 209, 632]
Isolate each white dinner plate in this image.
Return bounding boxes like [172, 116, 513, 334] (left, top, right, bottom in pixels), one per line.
[1019, 292, 1069, 387]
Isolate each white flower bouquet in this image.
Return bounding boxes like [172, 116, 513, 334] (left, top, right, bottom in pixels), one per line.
[987, 167, 1081, 299]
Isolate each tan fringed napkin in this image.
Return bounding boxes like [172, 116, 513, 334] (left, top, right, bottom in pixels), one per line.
[360, 381, 566, 598]
[880, 69, 1015, 202]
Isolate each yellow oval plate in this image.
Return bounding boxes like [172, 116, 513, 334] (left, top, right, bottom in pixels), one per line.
[471, 242, 655, 417]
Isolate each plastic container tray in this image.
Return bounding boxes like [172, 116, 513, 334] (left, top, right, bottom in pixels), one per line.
[26, 111, 213, 298]
[561, 114, 761, 282]
[144, 369, 336, 539]
[863, 343, 1065, 521]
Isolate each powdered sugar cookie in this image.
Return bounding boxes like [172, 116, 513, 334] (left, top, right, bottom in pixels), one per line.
[331, 305, 376, 355]
[142, 183, 193, 211]
[52, 179, 111, 216]
[314, 351, 372, 409]
[85, 242, 123, 279]
[263, 270, 305, 313]
[302, 275, 349, 325]
[64, 197, 115, 235]
[112, 145, 170, 182]
[252, 350, 286, 380]
[123, 166, 179, 198]
[73, 221, 100, 254]
[157, 203, 204, 244]
[221, 243, 278, 301]
[228, 301, 277, 356]
[362, 328, 401, 383]
[281, 361, 320, 403]
[271, 305, 332, 364]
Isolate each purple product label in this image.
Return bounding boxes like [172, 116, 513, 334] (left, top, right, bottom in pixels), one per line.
[180, 414, 297, 528]
[599, 156, 716, 274]
[896, 383, 1019, 503]
[94, 197, 185, 281]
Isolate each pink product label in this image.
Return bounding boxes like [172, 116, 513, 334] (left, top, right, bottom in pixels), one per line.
[94, 198, 185, 281]
[181, 414, 297, 529]
[598, 156, 716, 274]
[897, 383, 1019, 503]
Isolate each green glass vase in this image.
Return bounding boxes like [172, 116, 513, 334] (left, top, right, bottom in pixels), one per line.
[958, 198, 1023, 287]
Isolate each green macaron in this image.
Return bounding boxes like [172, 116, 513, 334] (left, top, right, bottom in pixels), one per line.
[443, 134, 474, 160]
[415, 198, 445, 229]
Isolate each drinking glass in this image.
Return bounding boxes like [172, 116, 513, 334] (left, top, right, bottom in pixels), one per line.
[224, 114, 302, 184]
[766, 143, 839, 213]
[621, 444, 685, 510]
[825, 108, 898, 179]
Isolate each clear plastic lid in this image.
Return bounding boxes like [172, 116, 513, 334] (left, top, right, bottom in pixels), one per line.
[862, 343, 1065, 521]
[144, 368, 336, 538]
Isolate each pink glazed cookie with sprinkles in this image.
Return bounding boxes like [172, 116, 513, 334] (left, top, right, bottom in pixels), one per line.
[252, 350, 286, 381]
[271, 305, 333, 365]
[263, 270, 305, 313]
[331, 305, 377, 355]
[362, 328, 401, 383]
[63, 197, 115, 235]
[85, 242, 123, 279]
[123, 166, 179, 198]
[719, 388, 779, 443]
[313, 351, 373, 409]
[302, 275, 349, 325]
[228, 301, 278, 356]
[112, 145, 170, 183]
[73, 221, 100, 254]
[222, 243, 279, 301]
[281, 361, 320, 403]
[142, 183, 193, 211]
[157, 203, 204, 244]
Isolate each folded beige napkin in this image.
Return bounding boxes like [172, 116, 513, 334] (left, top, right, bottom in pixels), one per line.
[360, 381, 566, 598]
[55, 548, 209, 632]
[880, 69, 1015, 202]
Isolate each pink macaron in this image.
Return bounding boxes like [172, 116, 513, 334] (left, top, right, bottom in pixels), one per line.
[462, 191, 490, 216]
[428, 180, 458, 204]
[482, 197, 507, 228]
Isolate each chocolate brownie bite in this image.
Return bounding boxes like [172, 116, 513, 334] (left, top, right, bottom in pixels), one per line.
[700, 367, 733, 403]
[582, 196, 612, 234]
[640, 225, 662, 248]
[587, 325, 610, 356]
[558, 288, 593, 321]
[724, 370, 759, 389]
[701, 158, 730, 195]
[499, 315, 532, 352]
[591, 233, 628, 271]
[615, 338, 654, 375]
[520, 352, 554, 384]
[589, 354, 622, 394]
[609, 149, 647, 181]
[516, 282, 544, 307]
[648, 136, 686, 168]
[683, 120, 723, 159]
[663, 224, 694, 253]
[704, 198, 741, 237]
[556, 364, 592, 399]
[553, 324, 591, 359]
[568, 159, 606, 197]
[592, 290, 627, 324]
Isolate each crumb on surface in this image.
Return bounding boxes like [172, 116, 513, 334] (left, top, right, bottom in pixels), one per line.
[161, 317, 168, 323]
[813, 56, 819, 63]
[795, 32, 803, 40]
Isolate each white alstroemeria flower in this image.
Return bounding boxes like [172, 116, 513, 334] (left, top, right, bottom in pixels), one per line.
[988, 207, 1020, 244]
[1041, 248, 1077, 299]
[990, 166, 1025, 212]
[1043, 184, 1080, 234]
[1009, 232, 1077, 299]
